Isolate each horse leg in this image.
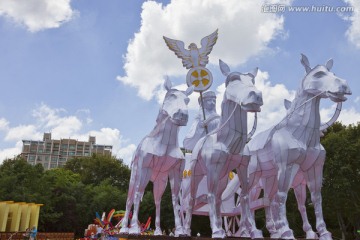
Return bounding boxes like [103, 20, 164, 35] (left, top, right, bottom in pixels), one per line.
[169, 161, 185, 236]
[153, 173, 168, 236]
[272, 156, 299, 239]
[207, 159, 226, 238]
[119, 193, 134, 233]
[119, 155, 139, 233]
[215, 175, 229, 236]
[184, 171, 203, 236]
[248, 185, 262, 237]
[261, 175, 278, 238]
[305, 149, 332, 240]
[237, 155, 263, 238]
[293, 172, 318, 239]
[205, 151, 228, 238]
[129, 167, 152, 234]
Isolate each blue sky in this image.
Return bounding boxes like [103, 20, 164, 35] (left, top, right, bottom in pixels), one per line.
[0, 0, 359, 165]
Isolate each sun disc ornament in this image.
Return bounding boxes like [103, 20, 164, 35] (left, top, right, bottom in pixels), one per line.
[186, 66, 213, 92]
[163, 29, 218, 92]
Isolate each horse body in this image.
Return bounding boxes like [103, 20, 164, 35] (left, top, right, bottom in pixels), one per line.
[245, 54, 351, 240]
[120, 78, 193, 236]
[184, 60, 263, 238]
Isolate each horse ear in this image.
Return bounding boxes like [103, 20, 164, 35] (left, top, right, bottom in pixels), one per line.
[250, 67, 258, 78]
[325, 59, 333, 71]
[284, 99, 291, 110]
[185, 85, 194, 96]
[164, 76, 172, 91]
[300, 54, 311, 73]
[219, 59, 230, 76]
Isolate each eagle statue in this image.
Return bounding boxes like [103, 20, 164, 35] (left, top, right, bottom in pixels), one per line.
[163, 29, 218, 69]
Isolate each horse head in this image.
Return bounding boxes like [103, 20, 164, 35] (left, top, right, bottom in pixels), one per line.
[161, 77, 194, 126]
[301, 54, 352, 102]
[219, 59, 263, 112]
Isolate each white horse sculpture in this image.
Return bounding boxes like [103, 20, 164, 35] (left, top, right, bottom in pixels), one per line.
[183, 60, 263, 238]
[119, 78, 193, 236]
[246, 99, 343, 239]
[244, 54, 351, 240]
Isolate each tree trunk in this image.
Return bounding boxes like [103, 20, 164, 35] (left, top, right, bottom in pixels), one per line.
[337, 211, 346, 240]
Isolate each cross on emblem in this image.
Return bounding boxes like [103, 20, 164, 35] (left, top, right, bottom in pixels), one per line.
[186, 66, 213, 92]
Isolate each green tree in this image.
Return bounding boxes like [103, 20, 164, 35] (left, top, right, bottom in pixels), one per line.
[321, 122, 360, 239]
[38, 168, 90, 234]
[0, 156, 44, 202]
[64, 154, 130, 188]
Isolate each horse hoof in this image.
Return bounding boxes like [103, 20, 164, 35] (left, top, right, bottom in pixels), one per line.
[153, 228, 162, 236]
[238, 229, 250, 238]
[306, 230, 319, 239]
[270, 232, 281, 239]
[319, 232, 332, 240]
[174, 227, 185, 237]
[250, 229, 263, 239]
[281, 229, 295, 239]
[212, 229, 226, 238]
[129, 226, 141, 235]
[119, 227, 129, 234]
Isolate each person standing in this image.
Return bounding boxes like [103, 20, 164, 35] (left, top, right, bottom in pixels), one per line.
[183, 91, 220, 151]
[29, 226, 37, 240]
[23, 228, 30, 240]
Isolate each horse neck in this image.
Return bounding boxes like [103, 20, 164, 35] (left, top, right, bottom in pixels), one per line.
[150, 115, 180, 146]
[217, 100, 247, 154]
[285, 90, 321, 145]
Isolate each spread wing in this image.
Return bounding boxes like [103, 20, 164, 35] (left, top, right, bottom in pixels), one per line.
[198, 29, 218, 66]
[163, 36, 192, 69]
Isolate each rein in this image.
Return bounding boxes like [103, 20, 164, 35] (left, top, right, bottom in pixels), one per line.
[274, 90, 326, 130]
[208, 102, 258, 139]
[210, 103, 238, 135]
[247, 112, 258, 141]
[320, 102, 342, 131]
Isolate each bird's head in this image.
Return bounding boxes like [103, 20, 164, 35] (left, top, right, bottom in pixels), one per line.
[188, 43, 198, 50]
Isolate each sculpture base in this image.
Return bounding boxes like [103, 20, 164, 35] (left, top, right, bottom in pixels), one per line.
[116, 234, 311, 240]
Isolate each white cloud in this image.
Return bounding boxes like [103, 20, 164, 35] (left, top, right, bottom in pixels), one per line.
[5, 125, 41, 142]
[339, 107, 360, 125]
[342, 0, 360, 48]
[0, 104, 136, 165]
[32, 103, 82, 138]
[116, 144, 137, 166]
[0, 141, 23, 162]
[355, 96, 360, 103]
[117, 0, 290, 101]
[0, 118, 9, 131]
[0, 0, 76, 32]
[321, 104, 360, 126]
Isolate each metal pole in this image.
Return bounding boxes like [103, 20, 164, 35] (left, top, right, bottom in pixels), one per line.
[199, 91, 208, 134]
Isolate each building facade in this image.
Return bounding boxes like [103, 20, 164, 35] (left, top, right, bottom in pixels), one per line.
[21, 133, 112, 169]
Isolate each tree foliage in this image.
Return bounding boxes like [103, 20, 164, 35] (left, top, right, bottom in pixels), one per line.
[0, 154, 131, 236]
[321, 122, 360, 239]
[64, 154, 130, 188]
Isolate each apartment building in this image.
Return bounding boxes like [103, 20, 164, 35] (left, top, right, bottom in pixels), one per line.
[21, 133, 112, 169]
